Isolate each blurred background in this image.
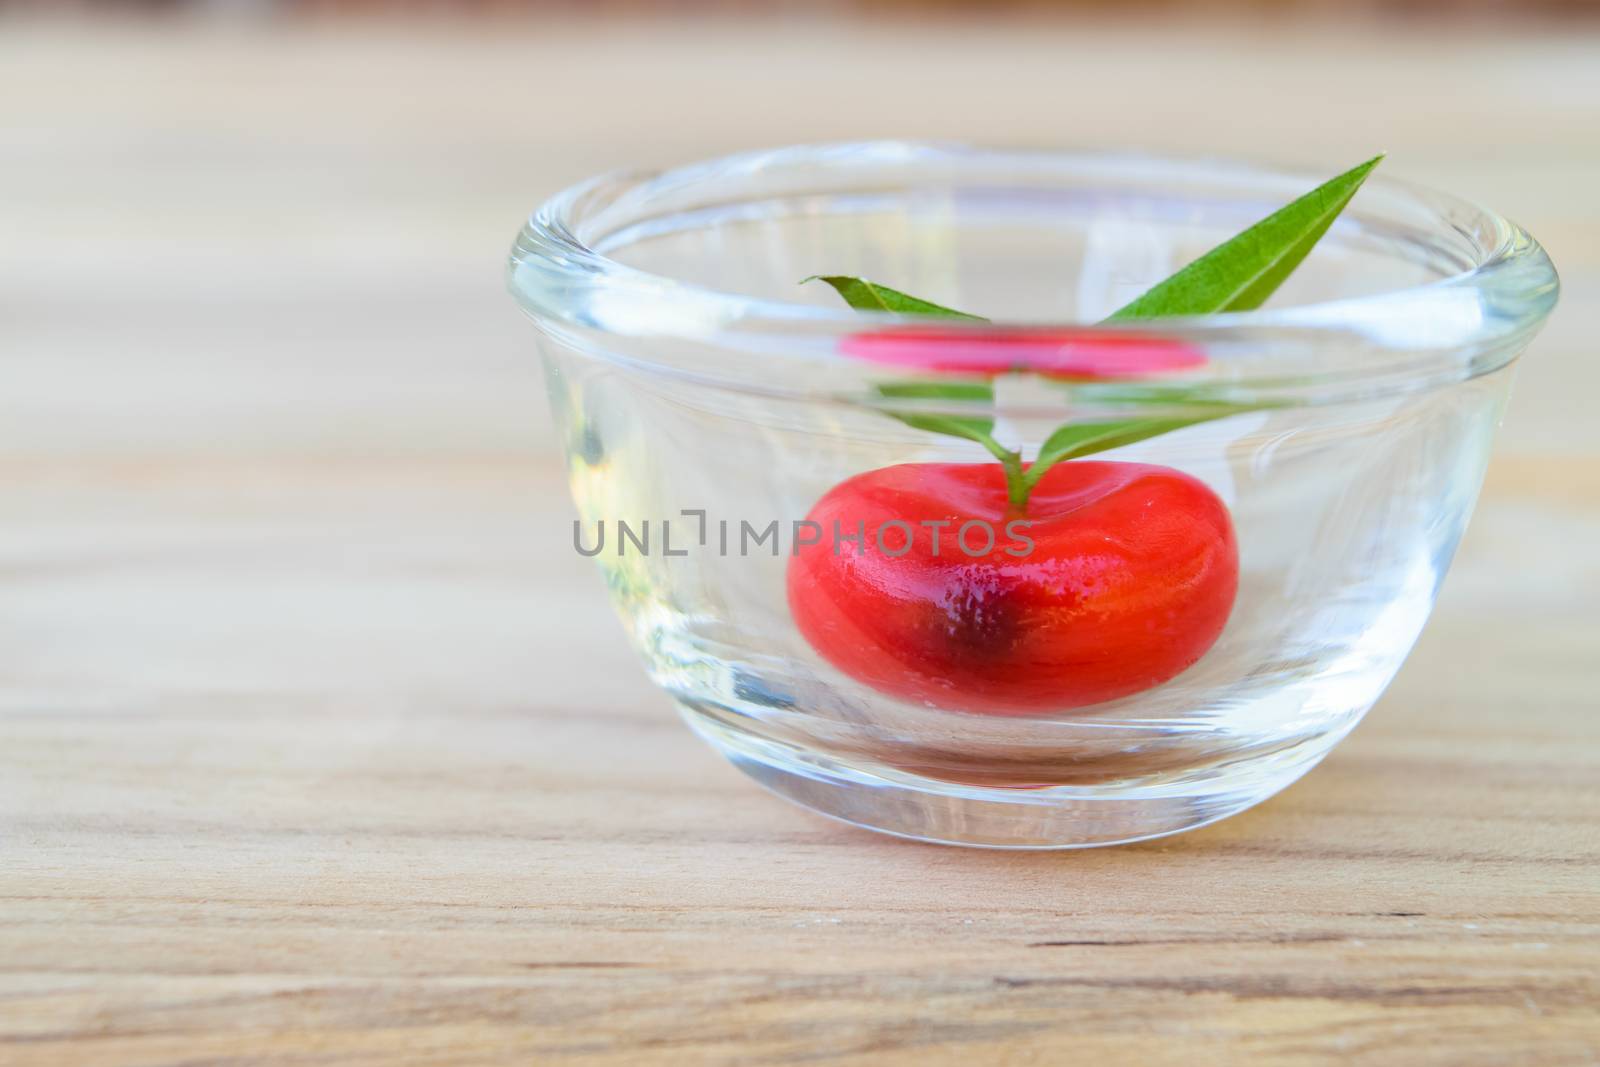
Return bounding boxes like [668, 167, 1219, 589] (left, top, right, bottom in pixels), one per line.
[0, 0, 1596, 700]
[3, 0, 1596, 461]
[11, 0, 1600, 13]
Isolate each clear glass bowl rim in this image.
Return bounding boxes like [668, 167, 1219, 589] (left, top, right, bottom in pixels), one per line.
[507, 141, 1559, 405]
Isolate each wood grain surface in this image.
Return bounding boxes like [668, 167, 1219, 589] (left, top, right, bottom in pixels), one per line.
[2, 15, 1597, 1066]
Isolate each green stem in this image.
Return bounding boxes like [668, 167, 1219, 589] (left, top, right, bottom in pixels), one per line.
[974, 434, 1029, 513]
[1001, 452, 1029, 513]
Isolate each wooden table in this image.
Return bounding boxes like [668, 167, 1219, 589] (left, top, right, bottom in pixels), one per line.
[2, 16, 1597, 1065]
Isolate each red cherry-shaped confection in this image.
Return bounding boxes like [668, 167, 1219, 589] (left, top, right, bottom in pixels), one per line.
[787, 461, 1238, 714]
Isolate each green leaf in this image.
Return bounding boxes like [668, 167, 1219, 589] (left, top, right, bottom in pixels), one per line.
[1107, 155, 1383, 319]
[803, 276, 985, 320]
[813, 281, 1014, 491]
[873, 381, 1027, 506]
[810, 155, 1382, 511]
[1022, 415, 1220, 493]
[874, 380, 995, 440]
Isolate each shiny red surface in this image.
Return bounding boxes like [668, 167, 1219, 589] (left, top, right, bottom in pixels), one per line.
[787, 461, 1238, 714]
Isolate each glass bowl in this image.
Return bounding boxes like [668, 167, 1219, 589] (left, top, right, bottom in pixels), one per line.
[507, 142, 1558, 849]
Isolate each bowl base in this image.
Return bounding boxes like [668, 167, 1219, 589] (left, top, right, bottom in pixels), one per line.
[681, 703, 1332, 849]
